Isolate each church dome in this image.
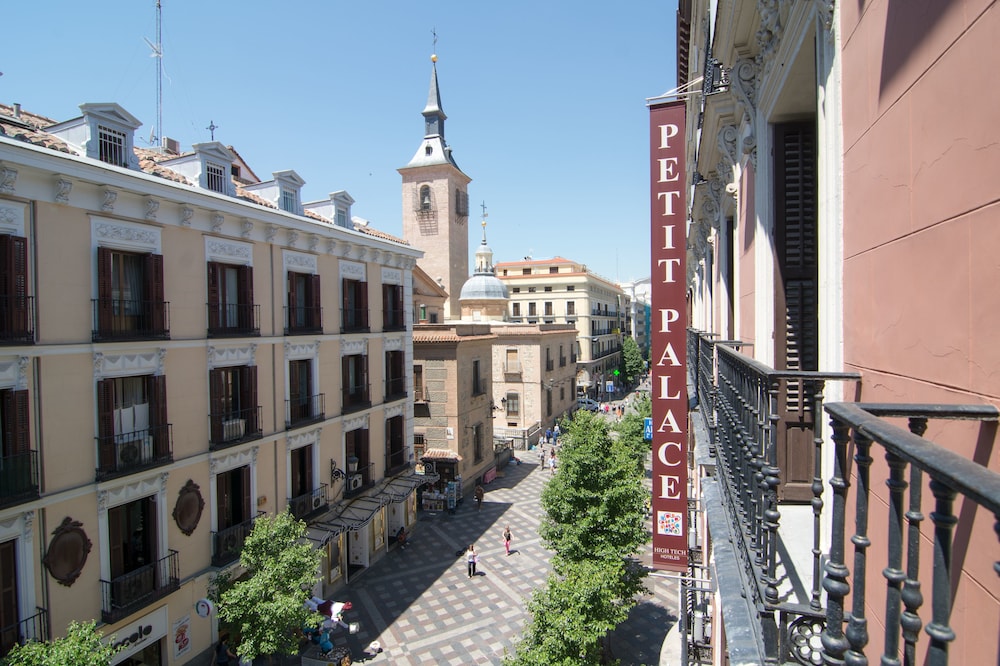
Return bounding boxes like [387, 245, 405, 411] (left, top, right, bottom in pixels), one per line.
[460, 273, 509, 301]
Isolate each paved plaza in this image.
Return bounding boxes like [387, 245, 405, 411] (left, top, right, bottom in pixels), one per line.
[298, 443, 680, 665]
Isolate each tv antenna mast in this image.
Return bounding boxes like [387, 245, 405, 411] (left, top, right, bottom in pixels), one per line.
[143, 0, 163, 148]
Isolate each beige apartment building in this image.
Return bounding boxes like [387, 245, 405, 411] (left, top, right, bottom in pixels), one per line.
[0, 101, 422, 665]
[494, 257, 628, 401]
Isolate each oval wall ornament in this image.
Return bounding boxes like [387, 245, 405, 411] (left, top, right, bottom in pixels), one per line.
[43, 517, 92, 586]
[173, 479, 205, 536]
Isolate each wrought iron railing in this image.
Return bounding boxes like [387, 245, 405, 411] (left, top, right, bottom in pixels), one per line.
[382, 307, 406, 331]
[342, 384, 371, 414]
[384, 376, 406, 402]
[207, 302, 260, 337]
[100, 550, 179, 623]
[0, 607, 48, 659]
[0, 294, 35, 344]
[0, 449, 39, 507]
[285, 393, 325, 429]
[95, 424, 173, 481]
[211, 512, 264, 567]
[341, 307, 370, 333]
[209, 405, 262, 449]
[92, 298, 170, 341]
[344, 462, 374, 499]
[288, 484, 328, 520]
[284, 305, 322, 335]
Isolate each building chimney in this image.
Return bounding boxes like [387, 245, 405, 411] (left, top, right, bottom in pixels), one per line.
[12, 103, 21, 119]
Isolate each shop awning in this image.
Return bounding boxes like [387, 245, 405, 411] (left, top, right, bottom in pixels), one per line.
[422, 448, 462, 461]
[381, 468, 439, 502]
[306, 468, 435, 539]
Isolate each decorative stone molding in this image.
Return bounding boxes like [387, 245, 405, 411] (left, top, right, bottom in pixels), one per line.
[0, 164, 18, 194]
[145, 197, 160, 221]
[730, 58, 759, 165]
[326, 239, 338, 255]
[54, 176, 72, 204]
[207, 344, 257, 369]
[385, 403, 405, 419]
[101, 188, 118, 212]
[340, 338, 367, 357]
[0, 201, 25, 237]
[180, 206, 194, 227]
[382, 267, 402, 285]
[22, 511, 34, 542]
[370, 249, 381, 264]
[241, 218, 253, 239]
[93, 349, 165, 380]
[284, 340, 320, 361]
[265, 224, 278, 243]
[288, 426, 322, 451]
[93, 217, 161, 254]
[287, 229, 299, 247]
[816, 0, 835, 35]
[756, 0, 785, 72]
[340, 260, 366, 281]
[0, 357, 28, 391]
[343, 414, 369, 433]
[357, 247, 368, 262]
[206, 237, 252, 266]
[211, 213, 224, 233]
[309, 234, 319, 252]
[211, 446, 258, 476]
[284, 250, 318, 275]
[384, 337, 403, 352]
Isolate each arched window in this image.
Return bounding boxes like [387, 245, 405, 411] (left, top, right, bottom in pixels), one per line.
[419, 186, 432, 211]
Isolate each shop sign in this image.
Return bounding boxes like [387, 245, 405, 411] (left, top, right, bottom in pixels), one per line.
[172, 614, 192, 659]
[648, 99, 688, 572]
[108, 605, 167, 665]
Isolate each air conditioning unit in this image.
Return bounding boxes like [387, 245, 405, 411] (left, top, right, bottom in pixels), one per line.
[348, 474, 363, 491]
[312, 495, 324, 510]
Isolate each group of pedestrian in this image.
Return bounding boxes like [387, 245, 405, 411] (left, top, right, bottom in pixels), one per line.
[465, 523, 514, 579]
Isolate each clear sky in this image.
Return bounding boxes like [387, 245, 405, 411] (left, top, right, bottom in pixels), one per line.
[1, 1, 677, 284]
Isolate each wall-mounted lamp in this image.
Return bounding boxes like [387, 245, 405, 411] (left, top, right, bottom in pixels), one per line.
[330, 459, 347, 485]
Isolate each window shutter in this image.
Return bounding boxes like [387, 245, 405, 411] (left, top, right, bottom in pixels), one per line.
[97, 247, 114, 333]
[10, 389, 29, 455]
[217, 470, 232, 527]
[97, 379, 115, 474]
[303, 445, 313, 491]
[209, 368, 224, 443]
[360, 281, 369, 328]
[289, 361, 301, 403]
[145, 253, 165, 332]
[362, 356, 369, 400]
[148, 374, 169, 457]
[239, 266, 254, 329]
[309, 274, 322, 329]
[207, 262, 221, 331]
[0, 540, 17, 642]
[240, 466, 252, 520]
[243, 365, 258, 435]
[108, 505, 125, 579]
[287, 272, 298, 330]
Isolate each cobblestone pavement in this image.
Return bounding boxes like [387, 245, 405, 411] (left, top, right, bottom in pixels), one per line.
[298, 446, 679, 666]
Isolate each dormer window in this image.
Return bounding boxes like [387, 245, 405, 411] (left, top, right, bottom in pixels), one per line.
[280, 189, 298, 214]
[336, 209, 348, 228]
[206, 162, 228, 194]
[98, 125, 128, 167]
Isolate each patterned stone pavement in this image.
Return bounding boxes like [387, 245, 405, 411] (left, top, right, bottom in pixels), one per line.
[303, 444, 680, 666]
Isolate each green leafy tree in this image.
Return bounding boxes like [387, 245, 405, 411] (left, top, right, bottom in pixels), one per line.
[217, 511, 321, 665]
[621, 336, 644, 384]
[1, 620, 120, 666]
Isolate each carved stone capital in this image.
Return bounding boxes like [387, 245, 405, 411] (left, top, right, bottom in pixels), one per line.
[54, 176, 72, 204]
[241, 218, 253, 239]
[180, 206, 194, 227]
[145, 197, 160, 221]
[101, 188, 118, 213]
[211, 213, 224, 233]
[0, 165, 17, 194]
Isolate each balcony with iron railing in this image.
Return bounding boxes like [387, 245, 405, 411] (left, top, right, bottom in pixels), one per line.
[100, 550, 179, 624]
[686, 328, 1000, 665]
[288, 484, 328, 520]
[384, 376, 406, 403]
[341, 307, 370, 334]
[285, 393, 325, 429]
[211, 512, 265, 567]
[92, 299, 170, 342]
[95, 424, 173, 482]
[209, 406, 262, 450]
[342, 383, 371, 414]
[284, 305, 322, 335]
[207, 302, 260, 337]
[0, 295, 35, 345]
[0, 607, 48, 659]
[383, 306, 406, 331]
[344, 462, 374, 499]
[0, 449, 39, 508]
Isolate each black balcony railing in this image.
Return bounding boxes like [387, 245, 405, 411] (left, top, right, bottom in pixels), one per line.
[384, 376, 406, 402]
[209, 406, 262, 449]
[100, 550, 179, 623]
[546, 359, 554, 371]
[688, 328, 1000, 664]
[285, 393, 325, 429]
[0, 295, 35, 345]
[342, 383, 371, 413]
[0, 449, 39, 507]
[207, 302, 260, 337]
[92, 298, 170, 341]
[95, 424, 173, 481]
[0, 607, 48, 659]
[344, 462, 374, 499]
[341, 307, 370, 333]
[383, 307, 406, 331]
[288, 484, 328, 520]
[211, 512, 264, 567]
[284, 305, 322, 335]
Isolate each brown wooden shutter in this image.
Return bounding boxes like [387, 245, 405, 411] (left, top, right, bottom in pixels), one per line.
[243, 366, 258, 435]
[360, 281, 368, 328]
[239, 265, 254, 330]
[145, 253, 165, 332]
[287, 271, 298, 330]
[304, 444, 314, 492]
[240, 466, 252, 520]
[209, 368, 224, 443]
[8, 390, 29, 455]
[207, 262, 221, 331]
[0, 236, 28, 337]
[0, 540, 17, 650]
[97, 379, 115, 475]
[218, 470, 232, 527]
[148, 374, 169, 457]
[309, 274, 322, 329]
[97, 247, 114, 334]
[108, 504, 125, 579]
[362, 355, 369, 401]
[774, 121, 818, 502]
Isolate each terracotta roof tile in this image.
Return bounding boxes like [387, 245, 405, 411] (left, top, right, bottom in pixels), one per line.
[353, 224, 409, 245]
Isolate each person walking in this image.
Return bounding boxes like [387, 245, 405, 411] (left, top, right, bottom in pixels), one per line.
[502, 525, 512, 556]
[474, 484, 485, 511]
[548, 450, 557, 475]
[553, 423, 561, 443]
[466, 544, 478, 577]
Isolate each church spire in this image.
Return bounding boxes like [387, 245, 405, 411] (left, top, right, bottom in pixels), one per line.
[423, 53, 447, 139]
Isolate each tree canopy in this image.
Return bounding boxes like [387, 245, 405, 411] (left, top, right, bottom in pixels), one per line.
[0, 620, 120, 666]
[621, 336, 645, 384]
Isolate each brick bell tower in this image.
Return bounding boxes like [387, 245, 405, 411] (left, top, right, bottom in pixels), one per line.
[399, 51, 471, 321]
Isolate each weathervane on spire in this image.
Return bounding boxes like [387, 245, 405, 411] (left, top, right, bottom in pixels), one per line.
[481, 201, 488, 220]
[207, 120, 218, 141]
[431, 27, 438, 62]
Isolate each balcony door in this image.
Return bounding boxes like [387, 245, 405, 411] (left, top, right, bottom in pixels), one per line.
[0, 235, 29, 340]
[290, 444, 313, 499]
[0, 539, 17, 657]
[773, 121, 819, 503]
[217, 466, 251, 532]
[108, 497, 157, 606]
[97, 247, 164, 335]
[208, 262, 253, 332]
[0, 390, 30, 498]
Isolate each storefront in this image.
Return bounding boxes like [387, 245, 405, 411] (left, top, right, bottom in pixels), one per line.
[418, 449, 463, 510]
[108, 605, 168, 666]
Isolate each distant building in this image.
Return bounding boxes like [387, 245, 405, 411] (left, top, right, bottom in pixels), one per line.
[619, 278, 651, 359]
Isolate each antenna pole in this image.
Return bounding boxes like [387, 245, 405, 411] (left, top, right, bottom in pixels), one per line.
[155, 0, 163, 148]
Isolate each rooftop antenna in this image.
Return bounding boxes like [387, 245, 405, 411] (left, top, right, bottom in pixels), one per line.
[142, 0, 163, 148]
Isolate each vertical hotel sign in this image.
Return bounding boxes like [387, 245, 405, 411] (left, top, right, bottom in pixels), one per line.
[649, 99, 687, 571]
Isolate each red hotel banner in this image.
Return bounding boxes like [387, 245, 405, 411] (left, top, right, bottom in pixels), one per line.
[648, 99, 688, 572]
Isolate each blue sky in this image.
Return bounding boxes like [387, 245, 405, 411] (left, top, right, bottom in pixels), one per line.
[1, 1, 677, 283]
